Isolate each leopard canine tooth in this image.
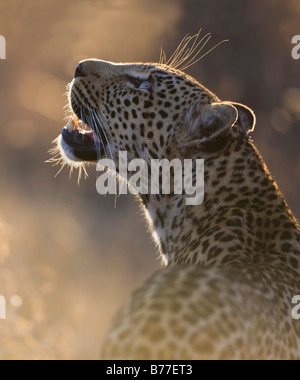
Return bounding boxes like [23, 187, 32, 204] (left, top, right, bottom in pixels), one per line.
[66, 118, 75, 132]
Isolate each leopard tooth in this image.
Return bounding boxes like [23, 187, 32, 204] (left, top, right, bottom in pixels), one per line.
[67, 118, 75, 132]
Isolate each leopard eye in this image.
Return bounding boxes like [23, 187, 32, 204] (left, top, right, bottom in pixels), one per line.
[139, 81, 151, 91]
[126, 74, 151, 91]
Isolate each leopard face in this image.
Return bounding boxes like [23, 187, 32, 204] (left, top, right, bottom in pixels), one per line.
[57, 59, 254, 172]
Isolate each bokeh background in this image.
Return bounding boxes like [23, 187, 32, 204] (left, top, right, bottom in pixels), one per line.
[0, 0, 299, 359]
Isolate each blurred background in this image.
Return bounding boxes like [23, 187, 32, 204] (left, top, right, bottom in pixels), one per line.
[0, 0, 299, 359]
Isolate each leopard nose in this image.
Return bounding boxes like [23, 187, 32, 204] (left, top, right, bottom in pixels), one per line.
[74, 62, 84, 78]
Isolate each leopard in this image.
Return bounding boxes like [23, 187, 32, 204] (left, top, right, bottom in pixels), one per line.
[51, 38, 300, 359]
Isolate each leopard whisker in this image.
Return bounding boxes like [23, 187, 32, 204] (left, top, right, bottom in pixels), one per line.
[88, 106, 113, 162]
[83, 106, 104, 161]
[98, 110, 124, 150]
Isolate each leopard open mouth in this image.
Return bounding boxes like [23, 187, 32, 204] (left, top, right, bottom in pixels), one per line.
[60, 115, 104, 162]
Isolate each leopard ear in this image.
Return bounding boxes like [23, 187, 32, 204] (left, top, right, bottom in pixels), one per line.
[230, 102, 256, 134]
[179, 101, 238, 154]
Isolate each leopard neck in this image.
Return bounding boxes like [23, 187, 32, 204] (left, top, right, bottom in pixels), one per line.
[138, 132, 300, 268]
